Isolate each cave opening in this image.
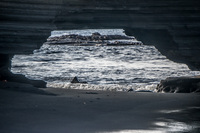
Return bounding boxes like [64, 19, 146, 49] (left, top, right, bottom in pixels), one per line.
[10, 29, 200, 92]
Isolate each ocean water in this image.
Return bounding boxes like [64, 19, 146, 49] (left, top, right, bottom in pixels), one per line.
[11, 29, 200, 92]
[50, 29, 127, 37]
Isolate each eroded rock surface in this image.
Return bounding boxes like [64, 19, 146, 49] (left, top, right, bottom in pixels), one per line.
[156, 76, 200, 93]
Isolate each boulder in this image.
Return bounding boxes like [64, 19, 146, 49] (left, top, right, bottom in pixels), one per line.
[156, 76, 200, 93]
[71, 77, 87, 84]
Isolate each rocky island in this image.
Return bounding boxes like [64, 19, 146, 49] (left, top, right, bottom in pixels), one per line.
[46, 32, 142, 46]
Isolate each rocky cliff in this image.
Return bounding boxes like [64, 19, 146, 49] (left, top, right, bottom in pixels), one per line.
[1, 0, 200, 84]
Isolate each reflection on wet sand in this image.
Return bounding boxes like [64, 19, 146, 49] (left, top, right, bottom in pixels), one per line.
[155, 119, 199, 133]
[99, 107, 200, 133]
[99, 130, 163, 133]
[99, 120, 199, 133]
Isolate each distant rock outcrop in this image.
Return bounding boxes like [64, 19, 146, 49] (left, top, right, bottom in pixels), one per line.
[46, 32, 142, 46]
[156, 76, 200, 93]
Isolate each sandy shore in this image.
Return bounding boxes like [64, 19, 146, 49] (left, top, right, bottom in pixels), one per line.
[0, 82, 200, 133]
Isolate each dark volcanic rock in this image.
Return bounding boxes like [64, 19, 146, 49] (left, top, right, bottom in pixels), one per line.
[71, 77, 80, 83]
[71, 77, 87, 84]
[46, 33, 141, 46]
[156, 76, 200, 93]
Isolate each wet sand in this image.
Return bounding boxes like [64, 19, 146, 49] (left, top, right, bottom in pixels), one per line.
[0, 82, 200, 133]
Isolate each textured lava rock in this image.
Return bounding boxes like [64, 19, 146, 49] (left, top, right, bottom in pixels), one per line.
[156, 76, 200, 93]
[46, 33, 141, 46]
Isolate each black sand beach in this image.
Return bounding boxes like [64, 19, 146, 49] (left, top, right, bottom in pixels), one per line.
[0, 82, 200, 133]
[1, 0, 200, 133]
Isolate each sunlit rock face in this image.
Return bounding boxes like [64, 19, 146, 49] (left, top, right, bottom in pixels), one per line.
[1, 0, 200, 70]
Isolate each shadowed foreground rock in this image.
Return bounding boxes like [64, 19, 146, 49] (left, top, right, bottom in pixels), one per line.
[0, 64, 46, 88]
[156, 76, 200, 93]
